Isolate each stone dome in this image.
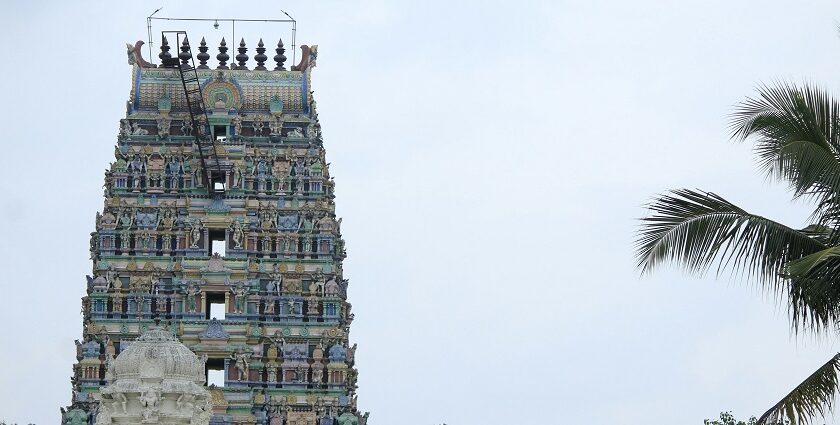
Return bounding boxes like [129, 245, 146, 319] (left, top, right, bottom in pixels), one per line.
[96, 327, 211, 425]
[111, 327, 205, 383]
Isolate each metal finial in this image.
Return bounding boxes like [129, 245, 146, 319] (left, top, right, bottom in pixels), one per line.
[159, 35, 172, 64]
[274, 38, 287, 71]
[197, 37, 210, 69]
[179, 36, 192, 66]
[216, 37, 229, 70]
[235, 38, 249, 70]
[254, 39, 268, 71]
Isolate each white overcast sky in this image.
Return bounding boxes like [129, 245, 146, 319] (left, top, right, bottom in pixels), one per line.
[4, 1, 840, 424]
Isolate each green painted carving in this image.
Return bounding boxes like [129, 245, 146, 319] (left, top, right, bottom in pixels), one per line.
[270, 94, 284, 114]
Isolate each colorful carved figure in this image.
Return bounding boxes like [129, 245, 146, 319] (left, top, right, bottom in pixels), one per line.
[230, 283, 248, 314]
[184, 282, 200, 313]
[230, 349, 251, 381]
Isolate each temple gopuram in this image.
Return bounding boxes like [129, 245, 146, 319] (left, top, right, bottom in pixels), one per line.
[61, 33, 369, 425]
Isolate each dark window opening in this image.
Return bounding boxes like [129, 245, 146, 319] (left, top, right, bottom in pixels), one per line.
[213, 125, 228, 142]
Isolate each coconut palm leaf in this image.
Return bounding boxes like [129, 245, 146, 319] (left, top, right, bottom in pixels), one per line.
[635, 189, 840, 331]
[731, 84, 840, 221]
[757, 353, 840, 425]
[783, 247, 840, 332]
[636, 189, 825, 284]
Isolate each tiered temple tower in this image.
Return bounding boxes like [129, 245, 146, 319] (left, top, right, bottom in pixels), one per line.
[61, 34, 368, 425]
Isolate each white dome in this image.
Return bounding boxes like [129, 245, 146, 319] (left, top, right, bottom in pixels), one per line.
[111, 327, 205, 383]
[96, 327, 211, 425]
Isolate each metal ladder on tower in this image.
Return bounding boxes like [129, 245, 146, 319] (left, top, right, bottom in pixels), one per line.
[160, 31, 223, 193]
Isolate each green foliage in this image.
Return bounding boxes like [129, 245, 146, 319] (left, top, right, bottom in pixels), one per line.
[704, 411, 789, 425]
[637, 82, 840, 425]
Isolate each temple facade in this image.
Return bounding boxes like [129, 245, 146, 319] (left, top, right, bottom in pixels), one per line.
[61, 34, 368, 425]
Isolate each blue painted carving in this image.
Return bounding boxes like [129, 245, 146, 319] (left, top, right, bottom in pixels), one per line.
[283, 343, 308, 360]
[337, 413, 359, 425]
[135, 212, 159, 228]
[82, 340, 100, 358]
[328, 344, 347, 362]
[206, 194, 231, 213]
[277, 214, 299, 230]
[200, 318, 230, 339]
[270, 94, 283, 114]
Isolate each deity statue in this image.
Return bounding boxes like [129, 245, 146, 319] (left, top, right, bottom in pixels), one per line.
[324, 277, 340, 297]
[286, 299, 297, 316]
[310, 270, 325, 296]
[184, 283, 201, 313]
[120, 119, 132, 138]
[189, 219, 203, 249]
[232, 165, 243, 188]
[119, 208, 135, 229]
[160, 232, 172, 251]
[295, 176, 305, 195]
[120, 228, 132, 250]
[180, 117, 193, 136]
[253, 114, 265, 136]
[271, 330, 285, 351]
[285, 234, 297, 253]
[347, 343, 357, 364]
[104, 352, 116, 381]
[159, 206, 176, 230]
[232, 115, 243, 136]
[111, 391, 128, 415]
[287, 127, 305, 138]
[156, 115, 171, 138]
[269, 266, 283, 295]
[176, 393, 196, 413]
[230, 284, 249, 314]
[230, 219, 245, 249]
[263, 296, 276, 314]
[139, 387, 161, 422]
[131, 122, 149, 135]
[111, 291, 124, 313]
[269, 116, 284, 136]
[134, 293, 145, 316]
[139, 230, 153, 250]
[230, 349, 251, 381]
[312, 366, 323, 384]
[265, 362, 278, 382]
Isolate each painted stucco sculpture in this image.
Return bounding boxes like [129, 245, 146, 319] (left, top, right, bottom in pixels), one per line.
[62, 34, 368, 425]
[94, 327, 211, 425]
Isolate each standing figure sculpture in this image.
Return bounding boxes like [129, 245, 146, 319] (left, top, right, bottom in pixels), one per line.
[184, 282, 201, 313]
[189, 219, 203, 249]
[230, 284, 249, 314]
[230, 219, 245, 249]
[230, 349, 251, 381]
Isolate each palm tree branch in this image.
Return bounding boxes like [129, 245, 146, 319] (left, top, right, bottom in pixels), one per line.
[636, 189, 825, 286]
[757, 353, 840, 425]
[731, 84, 840, 208]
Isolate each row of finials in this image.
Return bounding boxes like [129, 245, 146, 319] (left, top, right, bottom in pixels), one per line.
[159, 36, 291, 71]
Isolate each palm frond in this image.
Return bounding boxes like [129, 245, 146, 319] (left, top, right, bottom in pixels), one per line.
[730, 84, 840, 209]
[784, 247, 840, 332]
[636, 189, 825, 286]
[757, 353, 840, 425]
